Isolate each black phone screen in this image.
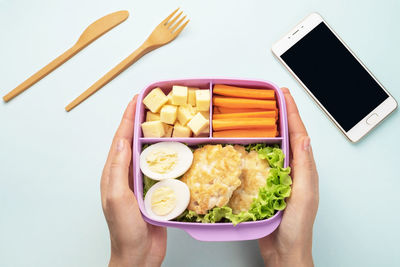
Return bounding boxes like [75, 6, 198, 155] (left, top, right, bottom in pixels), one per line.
[281, 22, 388, 131]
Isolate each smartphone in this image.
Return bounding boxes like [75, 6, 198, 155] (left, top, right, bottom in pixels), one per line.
[272, 13, 397, 142]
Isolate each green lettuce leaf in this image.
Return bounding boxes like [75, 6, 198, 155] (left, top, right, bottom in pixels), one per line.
[176, 144, 292, 225]
[143, 175, 158, 197]
[175, 206, 256, 226]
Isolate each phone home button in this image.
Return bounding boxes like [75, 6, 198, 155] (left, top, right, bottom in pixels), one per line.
[366, 113, 379, 125]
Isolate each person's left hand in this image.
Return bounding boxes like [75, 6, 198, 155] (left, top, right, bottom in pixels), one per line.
[101, 95, 167, 267]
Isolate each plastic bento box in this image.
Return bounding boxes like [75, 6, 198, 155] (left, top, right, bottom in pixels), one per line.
[133, 78, 289, 241]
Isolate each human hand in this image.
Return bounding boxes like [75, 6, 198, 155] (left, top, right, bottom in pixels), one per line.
[101, 95, 167, 267]
[258, 88, 319, 267]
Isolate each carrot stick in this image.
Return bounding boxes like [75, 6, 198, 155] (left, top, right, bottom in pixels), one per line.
[213, 84, 275, 100]
[213, 128, 278, 138]
[216, 107, 273, 113]
[213, 111, 277, 120]
[212, 118, 276, 131]
[213, 97, 276, 109]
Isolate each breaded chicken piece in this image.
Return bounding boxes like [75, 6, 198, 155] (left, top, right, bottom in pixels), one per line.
[181, 145, 242, 214]
[228, 145, 270, 214]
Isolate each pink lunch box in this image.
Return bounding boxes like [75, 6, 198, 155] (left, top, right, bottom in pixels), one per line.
[133, 78, 289, 241]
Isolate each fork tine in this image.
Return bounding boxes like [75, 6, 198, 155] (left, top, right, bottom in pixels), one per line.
[173, 19, 190, 37]
[162, 8, 179, 25]
[170, 15, 186, 32]
[167, 11, 183, 27]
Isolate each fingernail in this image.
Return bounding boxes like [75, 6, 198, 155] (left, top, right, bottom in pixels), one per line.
[303, 136, 311, 151]
[116, 139, 124, 152]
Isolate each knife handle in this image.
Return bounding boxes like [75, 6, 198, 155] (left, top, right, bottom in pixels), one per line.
[3, 45, 79, 102]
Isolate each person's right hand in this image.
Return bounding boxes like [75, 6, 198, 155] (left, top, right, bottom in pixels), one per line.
[258, 87, 319, 267]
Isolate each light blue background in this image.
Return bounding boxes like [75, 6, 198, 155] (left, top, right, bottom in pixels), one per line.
[1, 0, 399, 266]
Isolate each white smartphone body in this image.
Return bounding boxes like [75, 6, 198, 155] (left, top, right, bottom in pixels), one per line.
[272, 13, 397, 142]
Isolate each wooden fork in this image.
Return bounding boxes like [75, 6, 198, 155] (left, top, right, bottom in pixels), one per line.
[65, 8, 189, 111]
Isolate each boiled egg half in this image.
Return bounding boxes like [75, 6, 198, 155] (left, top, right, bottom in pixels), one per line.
[144, 179, 190, 221]
[140, 142, 193, 180]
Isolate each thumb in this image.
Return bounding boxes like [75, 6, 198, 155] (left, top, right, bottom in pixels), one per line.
[109, 139, 132, 195]
[292, 136, 313, 171]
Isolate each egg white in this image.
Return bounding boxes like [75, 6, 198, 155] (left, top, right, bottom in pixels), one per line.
[140, 142, 193, 180]
[144, 179, 190, 221]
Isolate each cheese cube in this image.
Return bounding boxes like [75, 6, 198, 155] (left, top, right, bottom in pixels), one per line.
[146, 112, 160, 122]
[162, 123, 173, 137]
[195, 89, 210, 111]
[177, 104, 196, 125]
[166, 92, 175, 105]
[187, 112, 209, 136]
[143, 88, 168, 113]
[196, 127, 210, 137]
[160, 105, 177, 124]
[173, 122, 192, 137]
[194, 124, 210, 137]
[171, 85, 188, 105]
[141, 121, 165, 138]
[187, 87, 197, 106]
[193, 107, 209, 118]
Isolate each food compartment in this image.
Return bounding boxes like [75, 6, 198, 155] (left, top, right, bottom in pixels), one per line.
[133, 78, 289, 241]
[210, 80, 284, 138]
[138, 80, 212, 138]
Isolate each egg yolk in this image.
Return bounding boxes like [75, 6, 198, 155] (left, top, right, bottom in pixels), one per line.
[146, 148, 178, 174]
[151, 186, 177, 216]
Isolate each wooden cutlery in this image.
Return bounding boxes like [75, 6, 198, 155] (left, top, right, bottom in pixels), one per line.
[65, 8, 189, 111]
